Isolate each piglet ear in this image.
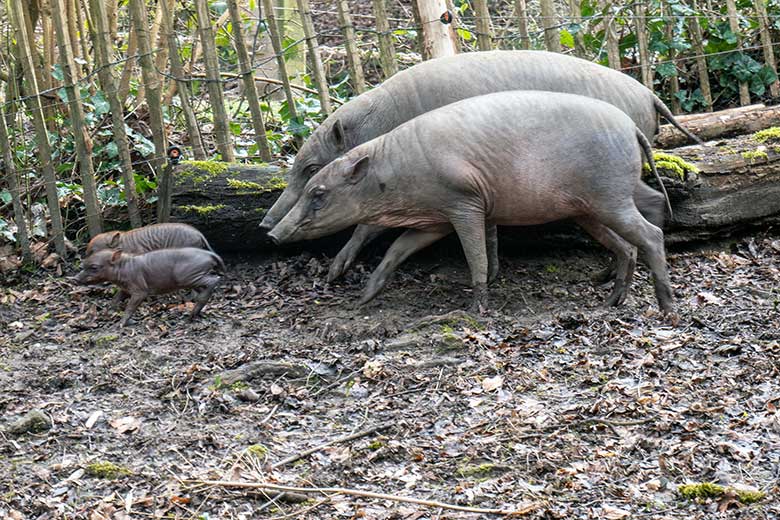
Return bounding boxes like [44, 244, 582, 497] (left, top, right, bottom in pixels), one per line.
[331, 119, 346, 152]
[110, 250, 122, 265]
[345, 155, 370, 185]
[108, 232, 121, 248]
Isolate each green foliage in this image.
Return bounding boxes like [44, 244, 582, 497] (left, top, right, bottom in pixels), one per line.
[753, 127, 780, 143]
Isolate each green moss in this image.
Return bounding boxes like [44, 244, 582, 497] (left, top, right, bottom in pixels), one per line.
[230, 381, 249, 392]
[177, 204, 225, 215]
[741, 149, 769, 163]
[367, 440, 384, 450]
[177, 161, 230, 185]
[94, 334, 119, 346]
[677, 483, 766, 504]
[246, 444, 268, 458]
[753, 127, 780, 143]
[440, 325, 455, 334]
[85, 461, 132, 479]
[264, 176, 288, 191]
[644, 152, 700, 180]
[458, 463, 499, 479]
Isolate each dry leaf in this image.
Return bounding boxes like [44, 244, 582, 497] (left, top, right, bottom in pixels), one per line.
[109, 416, 142, 434]
[85, 410, 103, 429]
[602, 504, 631, 519]
[482, 375, 503, 392]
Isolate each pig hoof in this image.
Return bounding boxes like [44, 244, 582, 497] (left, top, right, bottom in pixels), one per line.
[604, 286, 627, 307]
[665, 311, 680, 327]
[592, 265, 616, 285]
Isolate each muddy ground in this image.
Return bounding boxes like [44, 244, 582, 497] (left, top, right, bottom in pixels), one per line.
[1, 230, 779, 519]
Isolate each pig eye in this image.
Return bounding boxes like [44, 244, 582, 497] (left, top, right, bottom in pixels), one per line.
[305, 165, 321, 176]
[311, 187, 327, 210]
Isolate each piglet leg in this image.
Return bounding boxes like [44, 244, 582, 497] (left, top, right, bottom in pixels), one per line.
[120, 292, 148, 327]
[111, 290, 130, 309]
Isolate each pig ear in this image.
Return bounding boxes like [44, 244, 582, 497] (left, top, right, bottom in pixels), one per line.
[331, 119, 346, 152]
[110, 250, 122, 265]
[108, 232, 121, 248]
[345, 155, 370, 185]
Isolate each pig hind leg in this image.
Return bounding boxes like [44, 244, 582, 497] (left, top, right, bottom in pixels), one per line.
[190, 275, 221, 320]
[360, 225, 453, 305]
[486, 224, 499, 284]
[591, 206, 674, 313]
[575, 217, 636, 307]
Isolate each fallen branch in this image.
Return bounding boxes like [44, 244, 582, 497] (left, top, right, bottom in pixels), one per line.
[271, 421, 393, 470]
[184, 479, 541, 516]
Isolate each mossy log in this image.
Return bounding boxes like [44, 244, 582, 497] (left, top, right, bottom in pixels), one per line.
[171, 129, 780, 253]
[656, 103, 780, 149]
[170, 161, 285, 251]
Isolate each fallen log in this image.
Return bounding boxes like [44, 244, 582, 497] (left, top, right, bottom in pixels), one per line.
[170, 130, 780, 251]
[656, 103, 780, 149]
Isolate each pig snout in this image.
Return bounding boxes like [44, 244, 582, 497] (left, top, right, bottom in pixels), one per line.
[266, 230, 281, 245]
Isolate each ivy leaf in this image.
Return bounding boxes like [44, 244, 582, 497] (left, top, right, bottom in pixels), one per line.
[656, 62, 677, 78]
[560, 29, 575, 49]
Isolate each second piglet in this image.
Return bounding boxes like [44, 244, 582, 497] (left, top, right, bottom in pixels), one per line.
[86, 223, 213, 255]
[74, 247, 225, 327]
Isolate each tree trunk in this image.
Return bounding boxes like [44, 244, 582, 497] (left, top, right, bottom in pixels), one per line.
[88, 0, 143, 228]
[635, 1, 652, 90]
[194, 0, 235, 162]
[297, 0, 333, 115]
[514, 0, 530, 50]
[372, 0, 397, 79]
[655, 103, 780, 148]
[472, 0, 493, 51]
[726, 0, 751, 106]
[413, 0, 459, 59]
[600, 0, 621, 69]
[755, 0, 779, 99]
[227, 0, 273, 161]
[688, 3, 713, 111]
[664, 4, 681, 114]
[52, 0, 102, 237]
[0, 106, 32, 262]
[9, 0, 67, 257]
[128, 0, 171, 221]
[540, 0, 559, 53]
[160, 0, 206, 161]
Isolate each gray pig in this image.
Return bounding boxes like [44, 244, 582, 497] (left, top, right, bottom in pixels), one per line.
[260, 50, 698, 284]
[268, 91, 674, 313]
[86, 223, 214, 256]
[74, 248, 225, 326]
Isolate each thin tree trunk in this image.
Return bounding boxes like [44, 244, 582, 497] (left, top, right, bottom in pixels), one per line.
[337, 0, 366, 94]
[514, 0, 530, 50]
[154, 0, 175, 86]
[297, 0, 333, 115]
[106, 0, 118, 42]
[117, 29, 137, 104]
[688, 2, 713, 112]
[261, 0, 303, 148]
[128, 0, 171, 222]
[567, 0, 586, 56]
[66, 0, 81, 67]
[0, 106, 32, 262]
[664, 3, 681, 114]
[194, 0, 235, 162]
[39, 3, 60, 132]
[473, 0, 492, 51]
[635, 1, 653, 90]
[227, 0, 273, 161]
[88, 0, 143, 228]
[75, 0, 91, 72]
[540, 0, 559, 52]
[755, 0, 779, 99]
[372, 0, 397, 79]
[726, 0, 750, 105]
[413, 0, 459, 59]
[52, 0, 102, 237]
[160, 0, 207, 161]
[9, 0, 67, 257]
[600, 0, 620, 69]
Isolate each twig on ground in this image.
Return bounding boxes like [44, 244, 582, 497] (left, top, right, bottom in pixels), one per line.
[183, 479, 541, 516]
[271, 421, 393, 470]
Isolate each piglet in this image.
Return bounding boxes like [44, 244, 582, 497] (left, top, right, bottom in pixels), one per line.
[86, 223, 213, 256]
[74, 247, 225, 327]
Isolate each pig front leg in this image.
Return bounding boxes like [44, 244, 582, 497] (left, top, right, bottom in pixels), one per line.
[327, 225, 386, 282]
[120, 292, 148, 327]
[110, 289, 130, 309]
[360, 225, 453, 305]
[450, 211, 489, 312]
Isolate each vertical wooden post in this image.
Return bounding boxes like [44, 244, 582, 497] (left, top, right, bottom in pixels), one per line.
[227, 0, 273, 161]
[261, 0, 303, 147]
[52, 0, 102, 237]
[88, 0, 143, 227]
[297, 0, 333, 115]
[725, 0, 750, 106]
[372, 0, 397, 79]
[473, 0, 493, 51]
[514, 0, 531, 50]
[540, 0, 560, 52]
[755, 0, 779, 99]
[567, 0, 586, 57]
[0, 107, 32, 262]
[413, 0, 459, 59]
[600, 0, 621, 69]
[193, 0, 235, 162]
[688, 2, 713, 111]
[8, 0, 67, 257]
[635, 1, 653, 90]
[337, 0, 366, 94]
[664, 3, 681, 114]
[128, 0, 172, 222]
[160, 0, 207, 161]
[117, 29, 137, 103]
